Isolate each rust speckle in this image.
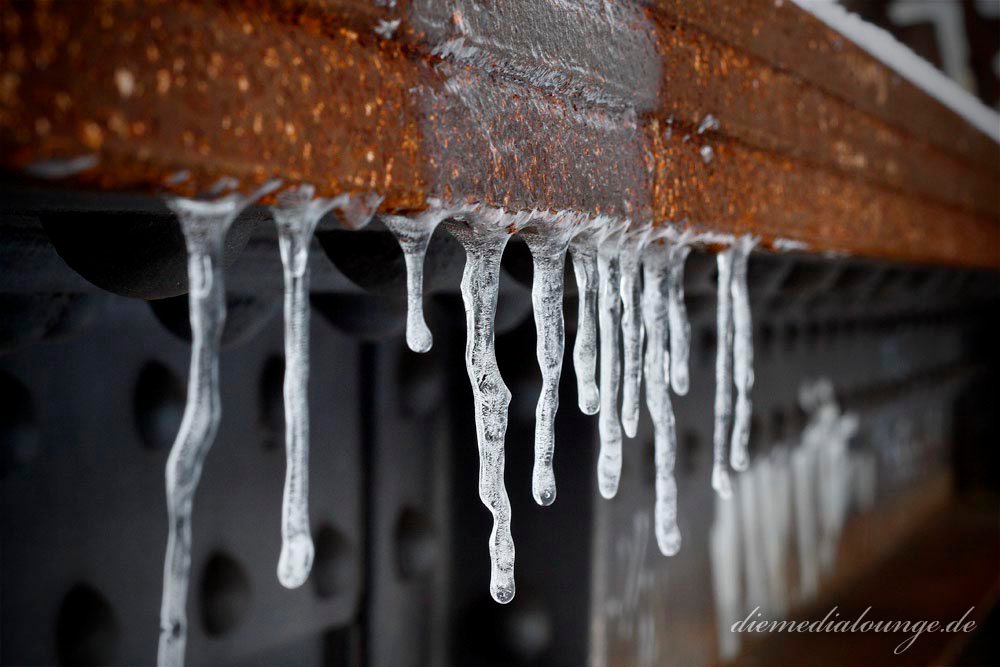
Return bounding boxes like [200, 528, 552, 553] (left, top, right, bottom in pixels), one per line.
[108, 112, 128, 137]
[114, 68, 135, 98]
[155, 69, 171, 94]
[81, 120, 103, 149]
[0, 72, 20, 105]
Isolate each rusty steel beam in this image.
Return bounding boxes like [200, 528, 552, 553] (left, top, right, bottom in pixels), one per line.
[656, 0, 999, 172]
[0, 0, 997, 268]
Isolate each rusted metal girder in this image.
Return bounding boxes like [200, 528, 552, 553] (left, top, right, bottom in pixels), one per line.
[0, 0, 997, 268]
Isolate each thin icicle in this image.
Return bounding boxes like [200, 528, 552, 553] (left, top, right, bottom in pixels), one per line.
[522, 214, 580, 506]
[269, 185, 340, 590]
[619, 224, 651, 438]
[447, 211, 529, 604]
[666, 241, 692, 396]
[158, 178, 280, 667]
[729, 235, 758, 471]
[596, 222, 628, 499]
[641, 248, 681, 556]
[383, 211, 446, 353]
[712, 248, 735, 499]
[569, 229, 600, 415]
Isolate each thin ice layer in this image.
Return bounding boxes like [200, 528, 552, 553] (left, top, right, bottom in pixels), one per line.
[447, 210, 529, 604]
[619, 225, 650, 438]
[270, 185, 340, 590]
[522, 214, 580, 506]
[570, 230, 600, 415]
[712, 248, 735, 499]
[158, 179, 279, 667]
[641, 249, 681, 556]
[666, 241, 692, 396]
[729, 236, 757, 471]
[383, 211, 447, 353]
[596, 225, 626, 498]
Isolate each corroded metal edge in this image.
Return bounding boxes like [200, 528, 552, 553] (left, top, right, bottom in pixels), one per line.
[0, 0, 997, 268]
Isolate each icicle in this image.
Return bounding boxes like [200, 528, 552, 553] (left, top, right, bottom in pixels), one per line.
[569, 229, 600, 415]
[595, 222, 627, 499]
[710, 489, 741, 662]
[446, 211, 528, 604]
[759, 448, 792, 616]
[738, 469, 767, 609]
[522, 214, 580, 506]
[711, 248, 735, 499]
[269, 185, 340, 590]
[666, 240, 692, 395]
[158, 178, 280, 667]
[619, 224, 651, 438]
[729, 235, 758, 471]
[641, 248, 681, 556]
[795, 377, 860, 596]
[792, 443, 819, 601]
[383, 211, 446, 353]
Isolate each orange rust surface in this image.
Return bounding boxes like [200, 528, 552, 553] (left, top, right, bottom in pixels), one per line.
[648, 120, 999, 268]
[655, 0, 999, 172]
[0, 0, 429, 205]
[648, 14, 996, 221]
[0, 0, 997, 268]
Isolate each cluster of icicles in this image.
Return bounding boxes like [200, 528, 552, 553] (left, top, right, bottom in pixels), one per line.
[710, 378, 870, 662]
[155, 179, 757, 666]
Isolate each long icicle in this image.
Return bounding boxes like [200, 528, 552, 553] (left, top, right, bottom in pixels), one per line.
[666, 240, 692, 396]
[729, 235, 758, 471]
[270, 185, 339, 589]
[596, 224, 626, 498]
[383, 211, 446, 353]
[569, 229, 600, 415]
[159, 179, 279, 667]
[448, 215, 520, 604]
[642, 246, 682, 556]
[523, 216, 578, 506]
[712, 248, 735, 499]
[619, 224, 651, 438]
